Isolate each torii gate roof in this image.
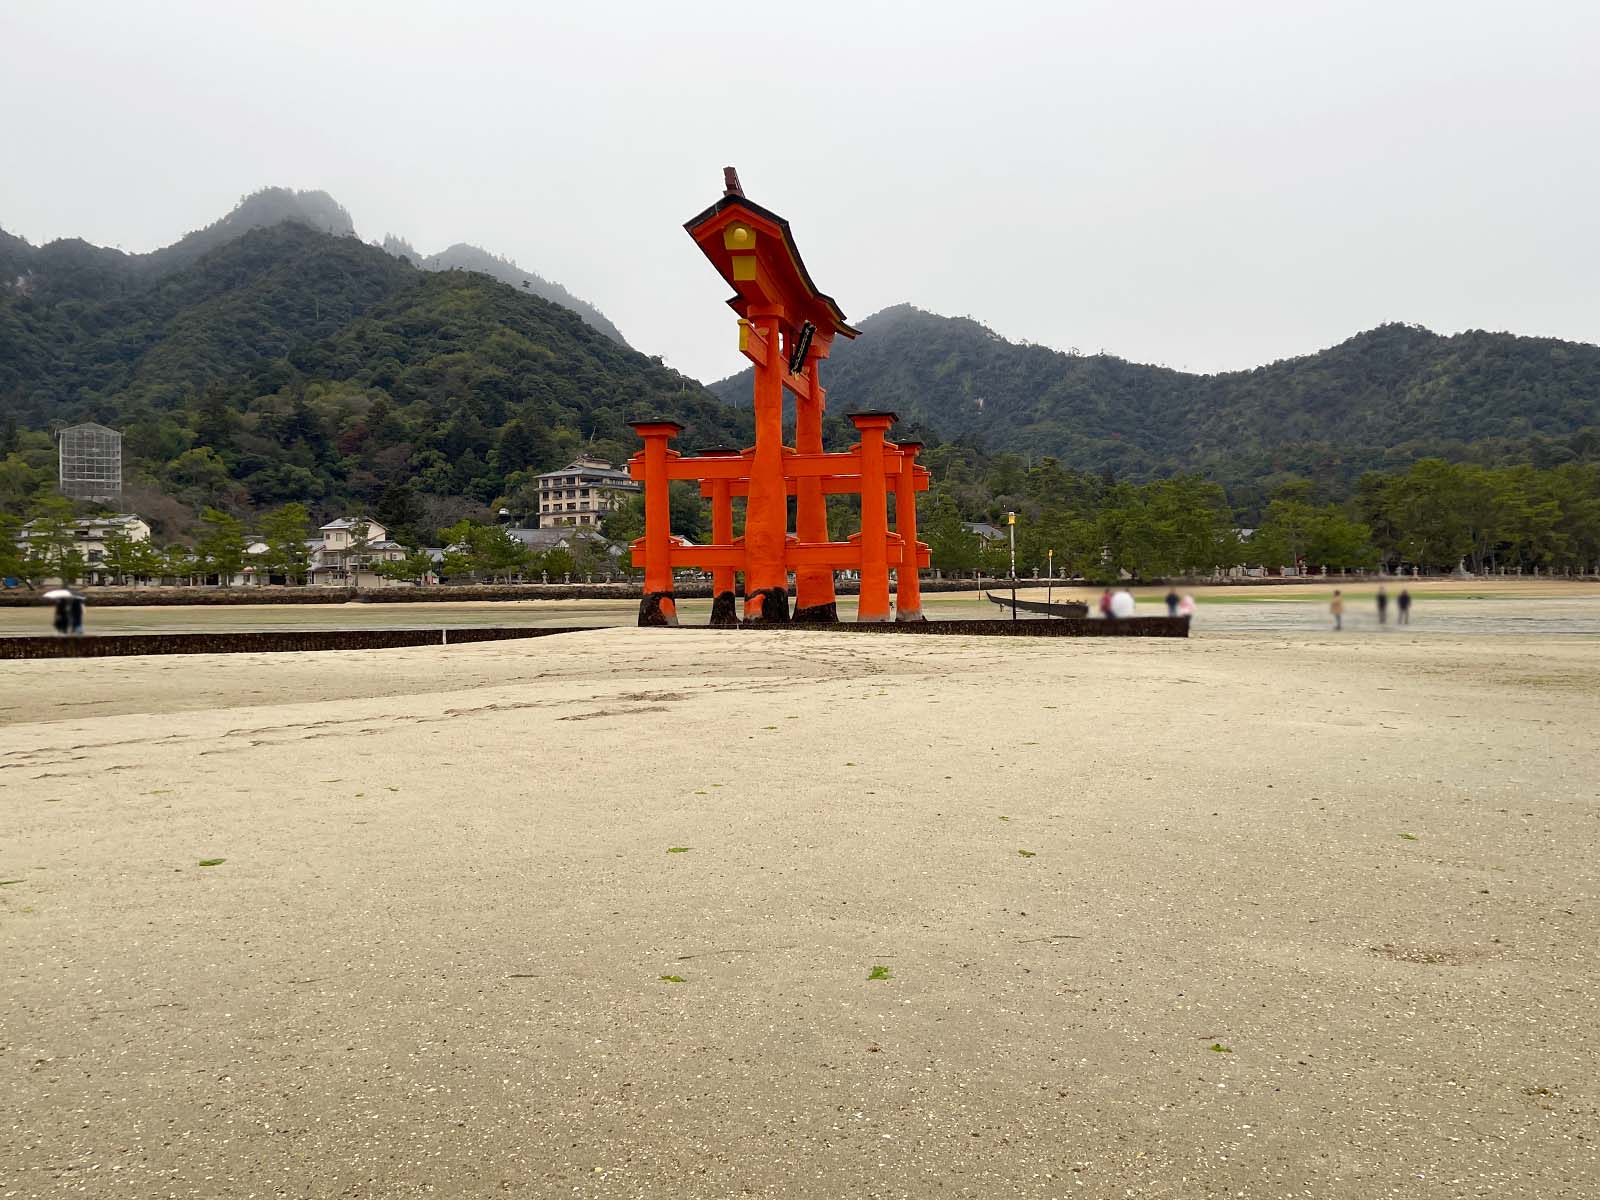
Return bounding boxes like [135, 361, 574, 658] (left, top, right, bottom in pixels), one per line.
[684, 192, 859, 343]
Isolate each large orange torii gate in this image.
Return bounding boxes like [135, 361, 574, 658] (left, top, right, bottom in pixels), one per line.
[629, 170, 930, 627]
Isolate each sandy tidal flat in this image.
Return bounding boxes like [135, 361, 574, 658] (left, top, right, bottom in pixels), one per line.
[2, 621, 1599, 1198]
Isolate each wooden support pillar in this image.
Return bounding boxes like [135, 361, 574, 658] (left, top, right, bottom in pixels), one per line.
[631, 420, 683, 626]
[743, 309, 789, 623]
[709, 474, 738, 627]
[894, 440, 925, 622]
[793, 360, 836, 622]
[850, 411, 896, 623]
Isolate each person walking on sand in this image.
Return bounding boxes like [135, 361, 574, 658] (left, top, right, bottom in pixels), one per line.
[1099, 587, 1114, 619]
[1178, 593, 1196, 618]
[69, 593, 85, 636]
[52, 594, 72, 637]
[1397, 588, 1412, 625]
[1330, 589, 1345, 631]
[1165, 588, 1180, 617]
[1376, 585, 1389, 625]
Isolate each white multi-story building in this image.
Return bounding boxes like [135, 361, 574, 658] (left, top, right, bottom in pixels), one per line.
[536, 458, 640, 528]
[307, 518, 406, 586]
[16, 513, 151, 583]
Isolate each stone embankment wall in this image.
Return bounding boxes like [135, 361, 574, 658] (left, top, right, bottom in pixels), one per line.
[0, 627, 589, 659]
[1, 617, 1188, 659]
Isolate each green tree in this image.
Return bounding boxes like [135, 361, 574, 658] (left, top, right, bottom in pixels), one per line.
[601, 495, 645, 546]
[475, 525, 530, 581]
[0, 513, 27, 582]
[160, 544, 198, 582]
[1251, 499, 1376, 570]
[125, 537, 164, 584]
[259, 503, 312, 583]
[0, 453, 47, 515]
[196, 507, 246, 584]
[373, 547, 437, 583]
[437, 519, 529, 581]
[23, 495, 80, 582]
[165, 447, 237, 508]
[100, 525, 143, 584]
[1379, 459, 1472, 570]
[921, 489, 980, 576]
[537, 546, 576, 580]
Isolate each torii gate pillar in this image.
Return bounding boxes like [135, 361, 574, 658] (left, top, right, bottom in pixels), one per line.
[792, 357, 837, 622]
[895, 440, 926, 622]
[743, 307, 790, 624]
[851, 412, 896, 623]
[632, 420, 683, 626]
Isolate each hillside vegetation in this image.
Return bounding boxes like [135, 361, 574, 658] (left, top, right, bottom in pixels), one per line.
[380, 236, 630, 347]
[0, 221, 745, 542]
[711, 305, 1600, 500]
[3, 201, 1597, 579]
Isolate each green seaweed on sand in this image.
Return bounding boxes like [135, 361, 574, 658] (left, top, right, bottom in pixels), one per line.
[667, 847, 691, 854]
[659, 975, 685, 983]
[197, 858, 226, 867]
[867, 966, 891, 981]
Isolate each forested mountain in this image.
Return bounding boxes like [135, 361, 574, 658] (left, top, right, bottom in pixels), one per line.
[710, 305, 1600, 495]
[0, 221, 745, 540]
[1, 188, 355, 306]
[3, 186, 629, 346]
[380, 236, 630, 347]
[3, 195, 1597, 574]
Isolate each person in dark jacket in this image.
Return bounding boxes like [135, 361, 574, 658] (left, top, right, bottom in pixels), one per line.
[1397, 588, 1412, 625]
[69, 594, 85, 635]
[1165, 589, 1180, 617]
[52, 595, 72, 636]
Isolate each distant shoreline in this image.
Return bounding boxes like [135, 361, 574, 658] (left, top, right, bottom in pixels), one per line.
[4, 574, 1594, 608]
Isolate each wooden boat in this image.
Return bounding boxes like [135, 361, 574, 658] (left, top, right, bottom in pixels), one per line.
[985, 591, 1090, 619]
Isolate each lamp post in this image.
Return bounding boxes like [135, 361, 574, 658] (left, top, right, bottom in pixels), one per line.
[1007, 511, 1017, 621]
[1047, 548, 1054, 613]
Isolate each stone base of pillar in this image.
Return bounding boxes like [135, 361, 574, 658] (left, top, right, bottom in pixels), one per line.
[792, 601, 839, 623]
[709, 591, 739, 627]
[638, 591, 679, 627]
[894, 608, 926, 623]
[742, 586, 791, 625]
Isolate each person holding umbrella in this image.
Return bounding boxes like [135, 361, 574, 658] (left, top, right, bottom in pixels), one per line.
[42, 588, 84, 636]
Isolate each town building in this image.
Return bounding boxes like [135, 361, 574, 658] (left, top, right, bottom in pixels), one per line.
[535, 458, 640, 528]
[505, 526, 598, 555]
[16, 513, 151, 584]
[307, 518, 406, 586]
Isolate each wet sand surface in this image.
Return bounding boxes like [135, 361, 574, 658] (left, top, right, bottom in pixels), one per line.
[3, 598, 1598, 1198]
[2, 579, 1598, 637]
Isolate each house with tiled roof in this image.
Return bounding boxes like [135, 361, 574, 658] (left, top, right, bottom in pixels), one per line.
[307, 518, 406, 586]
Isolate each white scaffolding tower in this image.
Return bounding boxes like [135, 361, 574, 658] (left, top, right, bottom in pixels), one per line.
[58, 422, 123, 502]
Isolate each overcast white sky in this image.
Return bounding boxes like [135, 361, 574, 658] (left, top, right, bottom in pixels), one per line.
[3, 0, 1597, 383]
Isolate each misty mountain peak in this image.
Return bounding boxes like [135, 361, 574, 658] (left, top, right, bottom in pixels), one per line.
[225, 188, 355, 238]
